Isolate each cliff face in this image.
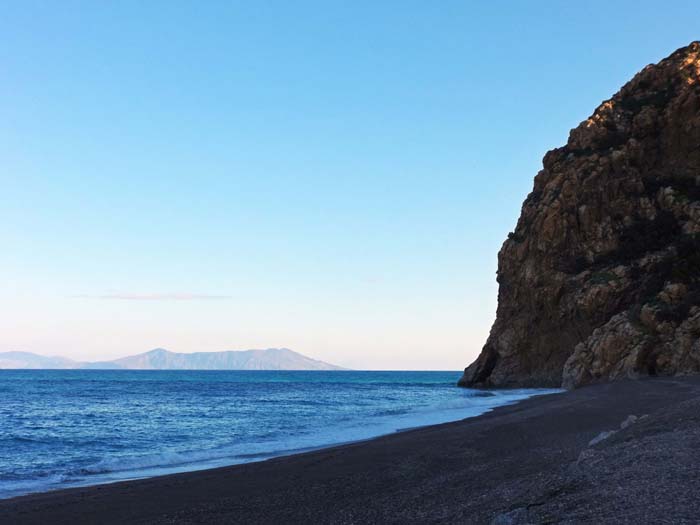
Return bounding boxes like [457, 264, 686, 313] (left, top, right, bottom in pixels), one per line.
[460, 42, 700, 389]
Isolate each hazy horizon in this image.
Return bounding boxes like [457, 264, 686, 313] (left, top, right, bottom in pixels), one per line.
[0, 347, 462, 371]
[2, 1, 698, 370]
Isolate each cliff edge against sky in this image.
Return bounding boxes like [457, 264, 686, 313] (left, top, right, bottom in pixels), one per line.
[460, 42, 700, 389]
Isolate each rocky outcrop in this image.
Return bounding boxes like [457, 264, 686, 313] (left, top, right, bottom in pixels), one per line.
[460, 42, 700, 389]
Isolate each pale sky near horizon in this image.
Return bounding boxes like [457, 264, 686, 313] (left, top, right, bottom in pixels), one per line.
[2, 1, 699, 370]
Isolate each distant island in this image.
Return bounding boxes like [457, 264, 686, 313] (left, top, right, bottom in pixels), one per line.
[0, 348, 346, 371]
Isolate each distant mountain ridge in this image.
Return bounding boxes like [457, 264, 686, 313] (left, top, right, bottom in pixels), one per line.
[0, 348, 346, 371]
[0, 351, 80, 370]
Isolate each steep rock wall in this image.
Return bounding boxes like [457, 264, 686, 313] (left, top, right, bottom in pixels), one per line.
[460, 42, 700, 389]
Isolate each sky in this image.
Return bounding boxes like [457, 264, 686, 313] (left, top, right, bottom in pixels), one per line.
[1, 1, 698, 370]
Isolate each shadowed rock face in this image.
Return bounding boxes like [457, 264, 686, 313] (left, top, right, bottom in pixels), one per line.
[460, 42, 700, 389]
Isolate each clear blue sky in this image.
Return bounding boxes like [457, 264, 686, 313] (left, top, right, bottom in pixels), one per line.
[1, 1, 698, 369]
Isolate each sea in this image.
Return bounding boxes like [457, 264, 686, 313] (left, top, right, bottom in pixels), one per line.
[0, 370, 560, 499]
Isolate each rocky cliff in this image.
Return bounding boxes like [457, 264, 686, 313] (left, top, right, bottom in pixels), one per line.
[460, 42, 700, 389]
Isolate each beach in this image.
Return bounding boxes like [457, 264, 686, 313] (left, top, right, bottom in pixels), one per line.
[3, 376, 700, 524]
[0, 370, 554, 498]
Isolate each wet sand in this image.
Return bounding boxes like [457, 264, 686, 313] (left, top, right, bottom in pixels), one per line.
[3, 376, 700, 524]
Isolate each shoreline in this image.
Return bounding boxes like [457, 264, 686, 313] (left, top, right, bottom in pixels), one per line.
[0, 386, 559, 501]
[3, 376, 700, 523]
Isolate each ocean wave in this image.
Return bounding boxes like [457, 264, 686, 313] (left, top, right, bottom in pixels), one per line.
[78, 450, 226, 475]
[4, 436, 52, 444]
[0, 473, 69, 499]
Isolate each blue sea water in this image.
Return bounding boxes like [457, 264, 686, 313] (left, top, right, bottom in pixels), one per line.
[0, 370, 559, 499]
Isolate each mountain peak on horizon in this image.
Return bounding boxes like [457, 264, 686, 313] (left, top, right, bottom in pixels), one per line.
[0, 348, 347, 371]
